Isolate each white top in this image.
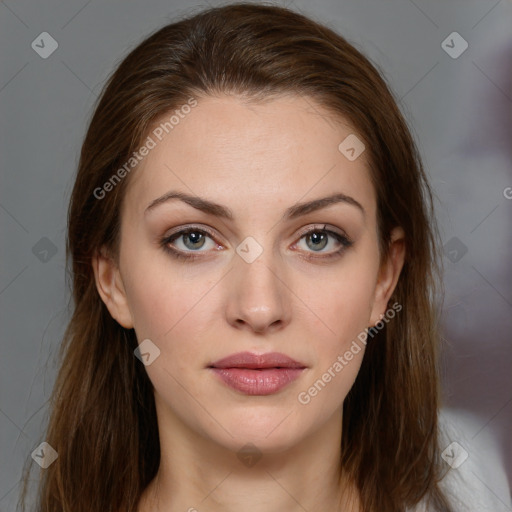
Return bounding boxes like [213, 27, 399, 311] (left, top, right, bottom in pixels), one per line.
[411, 408, 512, 511]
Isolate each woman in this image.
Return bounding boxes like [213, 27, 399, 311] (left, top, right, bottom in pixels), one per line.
[21, 3, 493, 511]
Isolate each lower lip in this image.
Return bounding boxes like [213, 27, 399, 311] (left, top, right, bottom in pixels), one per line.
[210, 368, 304, 395]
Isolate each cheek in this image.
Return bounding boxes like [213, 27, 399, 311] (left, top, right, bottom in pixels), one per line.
[302, 269, 377, 347]
[297, 263, 377, 407]
[122, 253, 219, 360]
[298, 287, 369, 414]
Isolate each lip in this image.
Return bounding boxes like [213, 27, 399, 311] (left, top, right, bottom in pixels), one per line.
[208, 351, 306, 396]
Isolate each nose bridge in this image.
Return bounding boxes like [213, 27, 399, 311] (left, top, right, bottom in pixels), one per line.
[225, 234, 290, 332]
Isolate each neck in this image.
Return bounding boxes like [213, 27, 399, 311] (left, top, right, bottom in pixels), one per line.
[138, 399, 360, 512]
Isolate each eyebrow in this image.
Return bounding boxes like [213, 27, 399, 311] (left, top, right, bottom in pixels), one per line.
[144, 190, 365, 221]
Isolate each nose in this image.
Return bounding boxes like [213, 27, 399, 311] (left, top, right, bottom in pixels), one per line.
[225, 249, 291, 335]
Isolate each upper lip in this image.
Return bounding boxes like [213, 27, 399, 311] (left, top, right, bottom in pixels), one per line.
[209, 351, 306, 369]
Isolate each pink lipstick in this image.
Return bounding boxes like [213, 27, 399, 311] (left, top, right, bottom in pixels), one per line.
[209, 351, 306, 395]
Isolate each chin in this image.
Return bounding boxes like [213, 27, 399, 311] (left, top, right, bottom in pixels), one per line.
[200, 405, 313, 455]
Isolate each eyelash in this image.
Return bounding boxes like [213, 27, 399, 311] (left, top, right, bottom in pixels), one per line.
[159, 224, 353, 262]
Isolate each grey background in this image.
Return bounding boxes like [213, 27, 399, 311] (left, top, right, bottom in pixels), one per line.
[1, 0, 511, 510]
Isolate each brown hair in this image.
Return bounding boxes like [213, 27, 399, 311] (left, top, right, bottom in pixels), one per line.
[20, 3, 452, 511]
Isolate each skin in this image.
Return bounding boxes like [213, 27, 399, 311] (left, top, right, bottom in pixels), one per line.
[93, 94, 405, 512]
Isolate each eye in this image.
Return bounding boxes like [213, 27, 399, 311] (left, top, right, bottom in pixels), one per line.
[160, 226, 220, 260]
[293, 224, 353, 259]
[160, 224, 353, 261]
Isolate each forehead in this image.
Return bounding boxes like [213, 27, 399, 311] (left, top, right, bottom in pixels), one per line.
[122, 93, 376, 224]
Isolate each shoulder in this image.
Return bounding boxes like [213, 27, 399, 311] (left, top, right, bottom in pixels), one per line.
[411, 408, 511, 511]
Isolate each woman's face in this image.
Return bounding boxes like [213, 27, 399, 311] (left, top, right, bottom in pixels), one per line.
[94, 93, 404, 454]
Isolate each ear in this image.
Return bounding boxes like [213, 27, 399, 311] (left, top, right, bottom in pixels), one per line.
[369, 227, 406, 327]
[92, 247, 134, 329]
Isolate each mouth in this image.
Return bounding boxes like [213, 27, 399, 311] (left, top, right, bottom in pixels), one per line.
[208, 351, 307, 396]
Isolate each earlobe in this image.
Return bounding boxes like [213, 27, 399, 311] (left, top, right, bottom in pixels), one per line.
[369, 227, 406, 326]
[92, 247, 134, 329]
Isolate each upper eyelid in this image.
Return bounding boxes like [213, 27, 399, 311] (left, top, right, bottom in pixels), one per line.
[166, 225, 218, 242]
